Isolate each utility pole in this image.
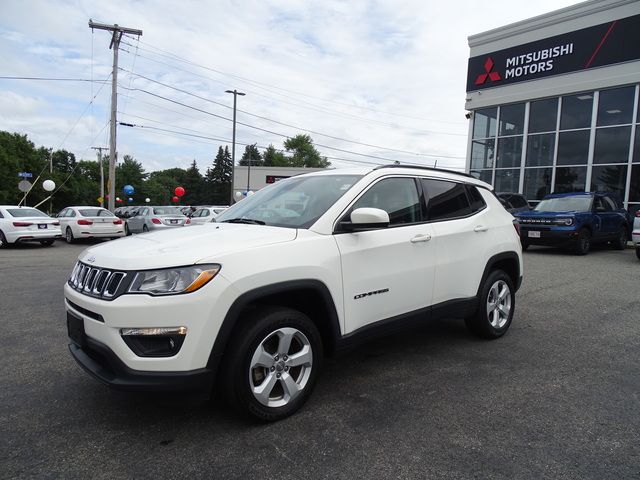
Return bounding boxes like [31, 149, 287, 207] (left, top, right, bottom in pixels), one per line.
[92, 146, 108, 207]
[89, 19, 142, 212]
[225, 89, 245, 204]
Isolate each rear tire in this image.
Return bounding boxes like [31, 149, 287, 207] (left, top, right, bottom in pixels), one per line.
[222, 306, 322, 422]
[40, 239, 54, 247]
[574, 228, 590, 255]
[465, 269, 515, 339]
[611, 226, 627, 250]
[0, 230, 8, 248]
[636, 247, 640, 261]
[65, 227, 75, 244]
[125, 223, 131, 236]
[142, 224, 149, 233]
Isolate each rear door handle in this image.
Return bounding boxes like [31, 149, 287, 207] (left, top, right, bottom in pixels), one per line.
[410, 234, 432, 243]
[474, 225, 489, 232]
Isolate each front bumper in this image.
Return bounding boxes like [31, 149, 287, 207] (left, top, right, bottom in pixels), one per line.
[68, 336, 214, 392]
[520, 226, 579, 246]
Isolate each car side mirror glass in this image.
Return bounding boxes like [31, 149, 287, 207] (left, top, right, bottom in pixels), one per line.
[339, 207, 390, 232]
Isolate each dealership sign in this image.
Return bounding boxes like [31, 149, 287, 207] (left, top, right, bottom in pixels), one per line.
[467, 14, 640, 92]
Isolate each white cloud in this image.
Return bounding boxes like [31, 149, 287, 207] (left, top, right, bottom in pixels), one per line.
[0, 0, 583, 171]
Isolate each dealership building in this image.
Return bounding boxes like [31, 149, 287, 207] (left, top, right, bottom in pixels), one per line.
[465, 0, 640, 215]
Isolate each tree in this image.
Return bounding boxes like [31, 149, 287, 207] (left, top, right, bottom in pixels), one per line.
[205, 146, 232, 204]
[262, 144, 289, 167]
[115, 155, 147, 202]
[239, 143, 263, 167]
[182, 159, 206, 205]
[283, 134, 331, 168]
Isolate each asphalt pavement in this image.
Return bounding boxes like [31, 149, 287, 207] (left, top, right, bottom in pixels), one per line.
[1, 240, 639, 479]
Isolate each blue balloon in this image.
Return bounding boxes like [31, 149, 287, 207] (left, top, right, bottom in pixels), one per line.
[123, 184, 134, 195]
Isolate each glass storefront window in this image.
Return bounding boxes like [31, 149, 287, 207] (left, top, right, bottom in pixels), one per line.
[524, 168, 552, 201]
[593, 126, 631, 164]
[554, 166, 587, 193]
[499, 103, 525, 136]
[557, 130, 589, 165]
[630, 165, 640, 202]
[526, 133, 555, 167]
[529, 98, 558, 133]
[560, 93, 593, 130]
[590, 165, 628, 199]
[597, 86, 635, 126]
[496, 137, 522, 168]
[634, 128, 640, 163]
[471, 139, 495, 170]
[494, 169, 520, 193]
[470, 170, 493, 184]
[472, 108, 497, 139]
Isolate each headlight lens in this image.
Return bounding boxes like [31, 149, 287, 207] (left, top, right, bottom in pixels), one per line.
[554, 217, 574, 226]
[128, 264, 221, 295]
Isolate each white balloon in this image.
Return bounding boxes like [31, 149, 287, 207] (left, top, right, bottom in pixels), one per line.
[145, 198, 150, 203]
[42, 179, 56, 192]
[247, 190, 255, 196]
[234, 191, 242, 198]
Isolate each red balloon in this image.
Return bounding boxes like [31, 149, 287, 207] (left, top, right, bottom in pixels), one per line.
[172, 196, 179, 203]
[175, 186, 185, 197]
[116, 198, 123, 203]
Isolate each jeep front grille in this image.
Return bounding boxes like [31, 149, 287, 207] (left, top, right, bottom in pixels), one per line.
[68, 262, 130, 300]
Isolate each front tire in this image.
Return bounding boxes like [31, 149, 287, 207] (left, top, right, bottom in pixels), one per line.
[65, 227, 75, 244]
[465, 269, 515, 339]
[574, 228, 591, 255]
[223, 307, 322, 422]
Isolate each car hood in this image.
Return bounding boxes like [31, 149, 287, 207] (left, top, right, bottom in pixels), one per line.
[515, 210, 581, 217]
[78, 223, 298, 270]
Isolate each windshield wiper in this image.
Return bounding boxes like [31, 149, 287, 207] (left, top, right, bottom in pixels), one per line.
[220, 218, 266, 225]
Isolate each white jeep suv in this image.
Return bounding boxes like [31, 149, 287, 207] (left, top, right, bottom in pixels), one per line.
[64, 165, 523, 421]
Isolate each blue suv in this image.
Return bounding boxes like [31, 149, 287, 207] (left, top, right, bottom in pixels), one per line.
[514, 192, 628, 255]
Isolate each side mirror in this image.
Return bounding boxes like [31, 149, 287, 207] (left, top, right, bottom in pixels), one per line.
[339, 207, 390, 232]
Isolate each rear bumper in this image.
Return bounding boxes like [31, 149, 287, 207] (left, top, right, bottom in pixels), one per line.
[68, 337, 214, 392]
[76, 230, 125, 238]
[8, 229, 62, 243]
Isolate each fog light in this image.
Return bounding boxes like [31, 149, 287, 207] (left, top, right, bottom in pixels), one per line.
[120, 327, 187, 357]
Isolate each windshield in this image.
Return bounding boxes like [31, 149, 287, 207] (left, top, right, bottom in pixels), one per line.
[79, 208, 114, 217]
[215, 174, 363, 228]
[153, 207, 182, 216]
[6, 208, 48, 218]
[535, 196, 592, 212]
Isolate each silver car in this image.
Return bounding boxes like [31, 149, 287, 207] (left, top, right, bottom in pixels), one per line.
[125, 206, 190, 234]
[632, 209, 640, 261]
[189, 206, 229, 225]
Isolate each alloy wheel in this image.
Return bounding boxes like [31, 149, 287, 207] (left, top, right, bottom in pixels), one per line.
[486, 280, 511, 329]
[249, 327, 313, 408]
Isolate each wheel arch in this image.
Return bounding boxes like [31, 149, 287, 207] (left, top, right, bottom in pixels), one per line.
[206, 279, 341, 377]
[477, 252, 521, 297]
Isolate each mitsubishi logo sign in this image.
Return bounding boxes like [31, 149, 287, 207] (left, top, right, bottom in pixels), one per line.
[474, 57, 501, 86]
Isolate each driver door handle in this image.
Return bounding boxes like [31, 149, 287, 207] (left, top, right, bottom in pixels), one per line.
[474, 225, 489, 232]
[410, 234, 432, 243]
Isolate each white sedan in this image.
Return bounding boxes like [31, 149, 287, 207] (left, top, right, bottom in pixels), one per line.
[189, 206, 229, 225]
[0, 205, 62, 247]
[57, 206, 125, 243]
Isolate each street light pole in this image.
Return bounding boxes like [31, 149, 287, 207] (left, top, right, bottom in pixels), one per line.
[225, 89, 245, 204]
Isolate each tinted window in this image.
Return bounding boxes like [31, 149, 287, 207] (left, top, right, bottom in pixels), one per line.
[466, 185, 486, 212]
[597, 86, 635, 126]
[473, 108, 497, 139]
[499, 103, 525, 136]
[591, 165, 627, 199]
[528, 98, 558, 133]
[535, 196, 592, 212]
[352, 178, 422, 226]
[79, 208, 114, 217]
[593, 127, 631, 164]
[526, 133, 555, 167]
[422, 179, 472, 220]
[494, 169, 520, 193]
[6, 208, 48, 218]
[508, 195, 528, 208]
[560, 93, 593, 130]
[523, 168, 552, 201]
[496, 136, 522, 168]
[554, 167, 587, 193]
[153, 207, 182, 215]
[557, 130, 589, 165]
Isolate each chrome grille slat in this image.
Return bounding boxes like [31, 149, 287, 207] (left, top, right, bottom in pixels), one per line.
[67, 262, 128, 300]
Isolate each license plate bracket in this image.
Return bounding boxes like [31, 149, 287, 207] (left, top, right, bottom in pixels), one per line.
[528, 230, 541, 238]
[67, 312, 86, 347]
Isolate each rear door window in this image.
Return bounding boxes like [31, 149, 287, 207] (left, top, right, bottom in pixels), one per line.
[421, 179, 472, 221]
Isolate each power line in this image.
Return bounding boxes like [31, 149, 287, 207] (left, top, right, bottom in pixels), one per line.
[118, 47, 465, 133]
[120, 68, 466, 160]
[0, 76, 110, 82]
[117, 83, 464, 162]
[120, 36, 466, 126]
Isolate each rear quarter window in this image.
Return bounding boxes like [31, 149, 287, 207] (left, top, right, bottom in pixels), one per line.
[422, 179, 472, 221]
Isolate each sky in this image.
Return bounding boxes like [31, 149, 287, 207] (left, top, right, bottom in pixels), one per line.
[0, 0, 584, 174]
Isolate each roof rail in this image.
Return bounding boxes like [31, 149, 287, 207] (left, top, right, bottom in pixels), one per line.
[373, 163, 477, 180]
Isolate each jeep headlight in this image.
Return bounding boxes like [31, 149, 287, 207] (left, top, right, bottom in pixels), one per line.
[128, 264, 221, 295]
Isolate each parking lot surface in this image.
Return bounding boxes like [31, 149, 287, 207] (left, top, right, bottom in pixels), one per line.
[1, 241, 639, 479]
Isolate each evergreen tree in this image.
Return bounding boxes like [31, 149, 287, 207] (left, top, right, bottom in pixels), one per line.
[205, 146, 232, 204]
[262, 144, 289, 167]
[239, 143, 264, 166]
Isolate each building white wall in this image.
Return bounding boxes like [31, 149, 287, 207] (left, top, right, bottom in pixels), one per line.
[232, 166, 327, 198]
